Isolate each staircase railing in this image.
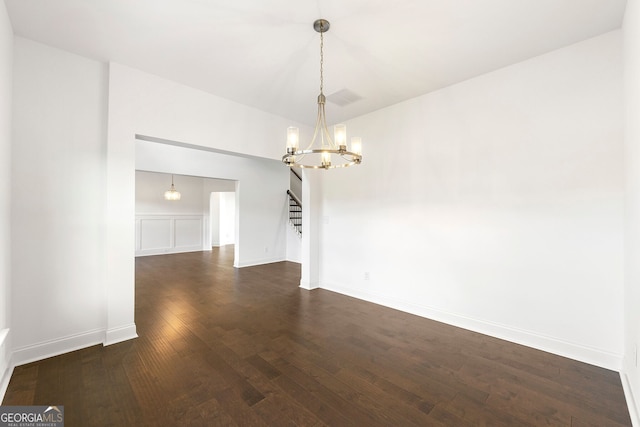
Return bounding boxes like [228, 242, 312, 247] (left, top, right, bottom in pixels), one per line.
[287, 190, 302, 236]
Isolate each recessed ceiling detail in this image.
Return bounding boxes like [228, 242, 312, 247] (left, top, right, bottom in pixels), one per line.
[326, 89, 363, 107]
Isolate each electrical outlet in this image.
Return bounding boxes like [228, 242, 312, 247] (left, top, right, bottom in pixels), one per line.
[364, 272, 370, 281]
[635, 344, 638, 367]
[264, 246, 269, 253]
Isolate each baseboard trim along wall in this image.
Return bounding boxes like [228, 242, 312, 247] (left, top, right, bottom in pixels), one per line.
[136, 246, 204, 257]
[299, 281, 320, 290]
[0, 364, 13, 404]
[320, 281, 623, 371]
[2, 326, 138, 401]
[0, 328, 11, 402]
[11, 328, 105, 368]
[104, 324, 138, 346]
[620, 373, 640, 427]
[234, 256, 287, 268]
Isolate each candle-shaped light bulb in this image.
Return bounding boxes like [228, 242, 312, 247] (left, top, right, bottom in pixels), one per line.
[287, 127, 299, 152]
[351, 137, 362, 155]
[321, 151, 331, 167]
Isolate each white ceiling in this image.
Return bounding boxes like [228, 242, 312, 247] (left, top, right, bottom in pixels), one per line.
[4, 0, 628, 126]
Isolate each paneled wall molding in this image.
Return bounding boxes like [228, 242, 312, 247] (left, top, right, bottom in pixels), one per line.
[135, 214, 206, 257]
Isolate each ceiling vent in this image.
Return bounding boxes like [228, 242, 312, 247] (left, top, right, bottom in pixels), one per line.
[326, 88, 363, 107]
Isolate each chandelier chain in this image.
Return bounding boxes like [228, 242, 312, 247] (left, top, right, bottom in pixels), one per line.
[320, 29, 324, 94]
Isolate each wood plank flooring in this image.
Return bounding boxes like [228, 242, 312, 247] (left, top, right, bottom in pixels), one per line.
[3, 246, 632, 426]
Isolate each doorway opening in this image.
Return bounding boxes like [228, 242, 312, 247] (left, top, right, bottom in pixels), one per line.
[210, 191, 236, 248]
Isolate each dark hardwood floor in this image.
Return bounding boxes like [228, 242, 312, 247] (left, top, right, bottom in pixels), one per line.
[3, 246, 632, 426]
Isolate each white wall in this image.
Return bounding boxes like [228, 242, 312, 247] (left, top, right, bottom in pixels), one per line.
[210, 191, 236, 247]
[219, 192, 236, 246]
[205, 181, 236, 248]
[0, 0, 13, 397]
[623, 0, 640, 423]
[135, 171, 235, 256]
[286, 224, 302, 263]
[11, 38, 108, 364]
[210, 192, 221, 246]
[320, 31, 625, 369]
[137, 171, 209, 214]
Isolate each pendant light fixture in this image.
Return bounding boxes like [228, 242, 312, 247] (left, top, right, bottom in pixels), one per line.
[282, 19, 362, 169]
[164, 174, 181, 201]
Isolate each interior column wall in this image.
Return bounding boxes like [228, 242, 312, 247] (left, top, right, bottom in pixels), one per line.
[11, 37, 108, 363]
[219, 192, 236, 246]
[0, 0, 14, 396]
[623, 0, 640, 423]
[106, 63, 304, 346]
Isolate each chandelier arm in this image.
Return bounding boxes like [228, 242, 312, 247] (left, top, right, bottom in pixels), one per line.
[293, 152, 307, 163]
[287, 148, 361, 158]
[282, 148, 361, 168]
[319, 102, 336, 149]
[282, 150, 362, 169]
[305, 99, 324, 150]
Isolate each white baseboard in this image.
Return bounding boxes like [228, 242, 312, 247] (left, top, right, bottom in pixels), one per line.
[12, 328, 105, 368]
[135, 246, 203, 257]
[0, 363, 14, 404]
[234, 256, 286, 268]
[0, 328, 11, 403]
[0, 328, 8, 373]
[299, 280, 319, 290]
[104, 324, 138, 346]
[621, 372, 640, 427]
[321, 281, 623, 371]
[1, 326, 137, 402]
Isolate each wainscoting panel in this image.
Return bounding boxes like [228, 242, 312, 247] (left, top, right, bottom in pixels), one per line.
[135, 215, 205, 256]
[140, 218, 171, 251]
[175, 218, 202, 248]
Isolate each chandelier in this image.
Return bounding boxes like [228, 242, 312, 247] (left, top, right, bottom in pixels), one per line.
[164, 174, 181, 201]
[282, 19, 362, 169]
